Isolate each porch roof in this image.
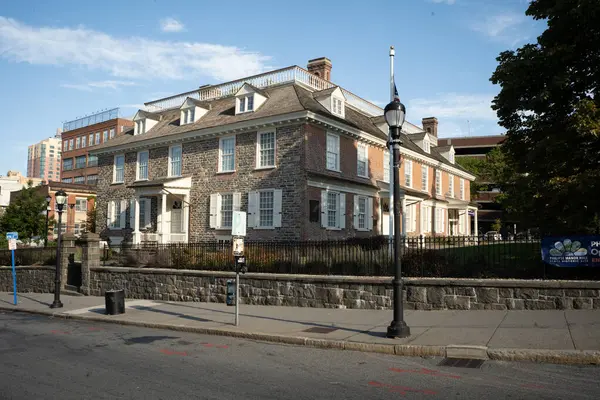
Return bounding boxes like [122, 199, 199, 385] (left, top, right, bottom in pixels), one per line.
[127, 175, 192, 190]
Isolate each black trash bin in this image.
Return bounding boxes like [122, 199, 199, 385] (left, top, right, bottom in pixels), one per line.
[105, 289, 125, 315]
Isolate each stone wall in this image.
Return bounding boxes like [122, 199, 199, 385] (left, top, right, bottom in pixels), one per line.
[88, 267, 600, 310]
[0, 266, 55, 293]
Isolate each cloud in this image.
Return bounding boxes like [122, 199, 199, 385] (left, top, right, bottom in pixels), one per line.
[61, 80, 137, 91]
[160, 18, 185, 33]
[470, 13, 527, 43]
[427, 0, 456, 4]
[408, 93, 497, 121]
[0, 16, 272, 82]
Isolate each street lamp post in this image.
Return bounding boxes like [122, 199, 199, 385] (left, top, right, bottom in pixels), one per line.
[50, 189, 67, 309]
[44, 195, 51, 247]
[384, 99, 411, 339]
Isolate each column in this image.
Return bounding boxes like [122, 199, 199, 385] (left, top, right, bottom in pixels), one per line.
[133, 196, 140, 244]
[183, 194, 189, 243]
[60, 233, 77, 290]
[160, 193, 167, 244]
[80, 232, 100, 295]
[474, 208, 479, 237]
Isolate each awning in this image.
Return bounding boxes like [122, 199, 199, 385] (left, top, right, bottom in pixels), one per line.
[127, 175, 192, 196]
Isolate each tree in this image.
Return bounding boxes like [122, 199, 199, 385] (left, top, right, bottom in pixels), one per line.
[0, 181, 48, 242]
[456, 147, 510, 196]
[86, 198, 97, 233]
[490, 0, 600, 235]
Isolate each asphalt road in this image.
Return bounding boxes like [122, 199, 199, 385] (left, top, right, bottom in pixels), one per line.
[0, 312, 599, 399]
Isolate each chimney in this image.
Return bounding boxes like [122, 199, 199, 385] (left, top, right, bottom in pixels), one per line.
[307, 57, 332, 81]
[422, 117, 438, 137]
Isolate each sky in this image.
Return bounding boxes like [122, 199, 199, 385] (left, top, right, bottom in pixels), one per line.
[0, 0, 545, 176]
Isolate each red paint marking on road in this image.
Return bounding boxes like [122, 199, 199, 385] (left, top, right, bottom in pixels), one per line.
[390, 367, 461, 379]
[202, 344, 215, 348]
[368, 381, 437, 396]
[88, 327, 103, 331]
[216, 345, 228, 349]
[50, 330, 70, 335]
[159, 349, 187, 356]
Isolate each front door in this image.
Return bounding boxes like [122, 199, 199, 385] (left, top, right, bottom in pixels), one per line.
[171, 200, 183, 233]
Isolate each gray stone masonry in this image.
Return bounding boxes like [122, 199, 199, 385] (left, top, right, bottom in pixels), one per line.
[0, 266, 54, 293]
[87, 268, 600, 310]
[60, 233, 77, 290]
[80, 232, 101, 295]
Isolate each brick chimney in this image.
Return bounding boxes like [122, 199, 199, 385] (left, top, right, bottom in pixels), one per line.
[422, 117, 438, 137]
[307, 57, 332, 81]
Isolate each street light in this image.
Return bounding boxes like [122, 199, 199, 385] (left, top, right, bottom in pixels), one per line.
[50, 189, 67, 309]
[384, 99, 411, 339]
[44, 195, 51, 247]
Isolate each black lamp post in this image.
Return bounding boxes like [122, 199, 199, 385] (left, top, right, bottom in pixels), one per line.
[44, 195, 51, 247]
[50, 189, 67, 309]
[384, 99, 411, 339]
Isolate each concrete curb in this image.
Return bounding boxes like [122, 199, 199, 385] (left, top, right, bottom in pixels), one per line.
[2, 306, 599, 366]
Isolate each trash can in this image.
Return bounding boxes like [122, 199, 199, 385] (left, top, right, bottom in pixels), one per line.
[105, 289, 125, 315]
[226, 280, 235, 306]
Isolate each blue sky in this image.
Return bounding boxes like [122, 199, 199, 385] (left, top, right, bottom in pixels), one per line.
[0, 0, 544, 176]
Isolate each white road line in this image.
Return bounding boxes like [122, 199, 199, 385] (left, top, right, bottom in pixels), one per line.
[64, 300, 161, 315]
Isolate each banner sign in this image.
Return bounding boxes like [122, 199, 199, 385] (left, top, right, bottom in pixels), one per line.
[541, 236, 600, 267]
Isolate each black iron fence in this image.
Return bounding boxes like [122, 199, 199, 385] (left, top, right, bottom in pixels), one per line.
[0, 247, 57, 266]
[100, 236, 599, 280]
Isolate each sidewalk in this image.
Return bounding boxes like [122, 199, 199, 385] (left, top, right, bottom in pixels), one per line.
[2, 292, 600, 365]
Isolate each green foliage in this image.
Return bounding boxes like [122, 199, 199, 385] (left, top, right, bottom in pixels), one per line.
[490, 0, 600, 235]
[491, 219, 502, 232]
[0, 181, 48, 242]
[86, 203, 97, 233]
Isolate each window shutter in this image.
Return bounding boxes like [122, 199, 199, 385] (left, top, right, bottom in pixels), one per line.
[353, 195, 359, 229]
[367, 197, 374, 231]
[321, 191, 328, 228]
[129, 199, 135, 229]
[442, 210, 446, 234]
[273, 189, 283, 228]
[339, 193, 346, 229]
[233, 192, 241, 212]
[247, 191, 258, 228]
[119, 199, 127, 229]
[106, 201, 113, 229]
[144, 199, 152, 229]
[365, 146, 369, 175]
[209, 193, 218, 229]
[412, 205, 417, 232]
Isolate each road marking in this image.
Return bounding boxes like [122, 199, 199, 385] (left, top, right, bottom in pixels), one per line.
[64, 300, 160, 315]
[160, 349, 187, 356]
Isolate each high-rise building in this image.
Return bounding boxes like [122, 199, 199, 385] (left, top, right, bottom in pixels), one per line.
[27, 130, 63, 183]
[60, 108, 133, 185]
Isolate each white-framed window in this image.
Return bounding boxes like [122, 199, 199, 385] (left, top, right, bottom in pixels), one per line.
[435, 170, 442, 196]
[435, 208, 445, 234]
[353, 195, 373, 231]
[421, 166, 428, 191]
[107, 200, 127, 229]
[169, 145, 182, 177]
[137, 151, 149, 180]
[257, 131, 276, 168]
[404, 159, 413, 187]
[247, 190, 282, 229]
[326, 133, 340, 171]
[75, 137, 81, 149]
[460, 178, 465, 200]
[357, 143, 368, 178]
[383, 150, 390, 183]
[81, 135, 86, 148]
[448, 174, 454, 198]
[68, 139, 74, 150]
[113, 154, 125, 183]
[219, 136, 236, 172]
[259, 191, 274, 227]
[75, 198, 87, 212]
[63, 140, 68, 151]
[135, 120, 146, 135]
[88, 134, 94, 146]
[95, 132, 100, 145]
[357, 196, 366, 230]
[424, 139, 430, 153]
[405, 203, 417, 232]
[320, 190, 346, 230]
[181, 108, 195, 125]
[209, 192, 241, 230]
[421, 204, 432, 233]
[138, 198, 151, 229]
[102, 131, 107, 143]
[332, 97, 344, 116]
[110, 128, 115, 139]
[238, 95, 254, 113]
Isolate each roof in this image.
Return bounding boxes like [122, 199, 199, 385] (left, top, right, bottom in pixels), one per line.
[435, 145, 453, 152]
[313, 86, 340, 99]
[127, 175, 192, 188]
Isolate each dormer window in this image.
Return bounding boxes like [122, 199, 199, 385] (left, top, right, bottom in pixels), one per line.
[135, 119, 146, 135]
[238, 95, 254, 113]
[133, 110, 159, 135]
[179, 97, 209, 125]
[332, 97, 344, 116]
[182, 108, 195, 125]
[450, 152, 455, 164]
[424, 139, 430, 153]
[234, 83, 268, 115]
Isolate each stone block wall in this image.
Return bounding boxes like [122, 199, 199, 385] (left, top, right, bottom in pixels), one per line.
[0, 266, 55, 293]
[87, 267, 600, 310]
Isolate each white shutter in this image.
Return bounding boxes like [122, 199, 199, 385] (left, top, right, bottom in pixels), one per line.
[367, 197, 374, 231]
[144, 199, 151, 229]
[442, 210, 446, 234]
[233, 192, 241, 211]
[321, 191, 328, 228]
[119, 200, 127, 229]
[353, 195, 359, 229]
[273, 189, 282, 228]
[129, 199, 136, 229]
[209, 193, 218, 229]
[247, 191, 258, 228]
[428, 207, 433, 233]
[106, 201, 113, 229]
[412, 205, 417, 232]
[339, 193, 346, 229]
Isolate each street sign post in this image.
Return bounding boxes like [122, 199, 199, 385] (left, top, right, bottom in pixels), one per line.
[231, 211, 247, 326]
[6, 232, 18, 305]
[231, 211, 247, 237]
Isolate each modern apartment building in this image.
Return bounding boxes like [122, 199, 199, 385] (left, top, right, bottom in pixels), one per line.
[90, 58, 477, 245]
[27, 131, 62, 183]
[60, 108, 133, 185]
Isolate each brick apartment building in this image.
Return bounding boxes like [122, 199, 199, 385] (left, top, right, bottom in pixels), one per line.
[60, 108, 133, 185]
[437, 135, 506, 234]
[27, 132, 62, 183]
[90, 58, 477, 245]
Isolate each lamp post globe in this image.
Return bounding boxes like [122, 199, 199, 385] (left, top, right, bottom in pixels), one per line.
[384, 99, 410, 339]
[50, 189, 68, 309]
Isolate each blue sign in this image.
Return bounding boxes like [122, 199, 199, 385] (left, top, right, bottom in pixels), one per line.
[6, 232, 18, 240]
[541, 236, 600, 267]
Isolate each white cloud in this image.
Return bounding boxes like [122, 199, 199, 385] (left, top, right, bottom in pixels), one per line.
[471, 13, 527, 43]
[0, 17, 272, 82]
[160, 18, 185, 33]
[61, 80, 137, 91]
[408, 93, 497, 121]
[427, 0, 456, 4]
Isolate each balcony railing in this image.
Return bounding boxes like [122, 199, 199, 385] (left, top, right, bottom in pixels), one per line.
[144, 66, 383, 117]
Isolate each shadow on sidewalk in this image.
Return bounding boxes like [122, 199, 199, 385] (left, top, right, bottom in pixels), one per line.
[129, 305, 214, 323]
[18, 294, 51, 307]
